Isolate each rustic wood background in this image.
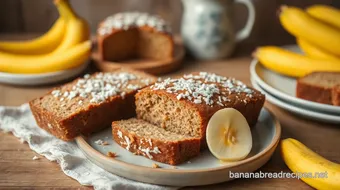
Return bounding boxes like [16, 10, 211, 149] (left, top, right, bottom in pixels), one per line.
[0, 0, 340, 47]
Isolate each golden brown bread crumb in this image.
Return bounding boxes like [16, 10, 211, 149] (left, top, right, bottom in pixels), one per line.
[112, 118, 200, 165]
[107, 152, 117, 158]
[152, 163, 160, 168]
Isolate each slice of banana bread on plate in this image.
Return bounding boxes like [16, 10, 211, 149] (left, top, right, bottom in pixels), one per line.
[332, 85, 340, 106]
[135, 72, 265, 148]
[112, 118, 200, 165]
[29, 69, 156, 141]
[296, 72, 340, 105]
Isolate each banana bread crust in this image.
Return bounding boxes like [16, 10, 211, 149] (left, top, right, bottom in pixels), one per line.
[112, 120, 201, 165]
[332, 85, 340, 106]
[29, 70, 156, 141]
[135, 72, 265, 148]
[296, 72, 340, 105]
[296, 81, 333, 105]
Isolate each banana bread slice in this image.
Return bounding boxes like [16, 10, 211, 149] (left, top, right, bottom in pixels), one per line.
[332, 85, 340, 106]
[112, 118, 200, 165]
[296, 72, 340, 105]
[29, 70, 156, 141]
[135, 72, 265, 148]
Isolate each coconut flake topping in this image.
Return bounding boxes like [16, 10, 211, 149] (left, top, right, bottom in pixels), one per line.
[150, 72, 256, 106]
[98, 12, 171, 36]
[51, 72, 152, 104]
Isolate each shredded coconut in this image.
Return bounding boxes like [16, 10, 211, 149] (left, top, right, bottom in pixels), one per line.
[98, 12, 171, 36]
[151, 72, 255, 106]
[117, 130, 123, 138]
[124, 136, 131, 150]
[51, 72, 151, 104]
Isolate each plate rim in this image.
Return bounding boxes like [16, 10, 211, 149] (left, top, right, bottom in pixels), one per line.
[0, 60, 89, 78]
[251, 77, 340, 123]
[250, 58, 340, 114]
[75, 107, 281, 174]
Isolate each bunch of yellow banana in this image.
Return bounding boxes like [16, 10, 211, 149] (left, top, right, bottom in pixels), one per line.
[0, 0, 90, 74]
[281, 138, 340, 190]
[254, 5, 340, 77]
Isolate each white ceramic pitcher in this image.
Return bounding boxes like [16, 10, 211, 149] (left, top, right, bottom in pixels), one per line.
[181, 0, 255, 60]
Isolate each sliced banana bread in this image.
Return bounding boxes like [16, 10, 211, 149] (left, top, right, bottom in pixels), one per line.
[332, 85, 340, 106]
[112, 118, 200, 165]
[135, 72, 265, 148]
[30, 70, 156, 141]
[296, 72, 340, 105]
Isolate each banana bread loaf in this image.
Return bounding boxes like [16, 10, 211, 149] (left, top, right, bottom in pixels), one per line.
[135, 72, 265, 148]
[296, 72, 340, 105]
[97, 12, 174, 62]
[112, 118, 200, 165]
[29, 70, 156, 141]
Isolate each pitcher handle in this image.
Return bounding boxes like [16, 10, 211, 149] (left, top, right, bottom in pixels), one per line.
[235, 0, 256, 42]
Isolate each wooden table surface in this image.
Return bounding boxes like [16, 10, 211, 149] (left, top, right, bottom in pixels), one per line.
[0, 50, 340, 189]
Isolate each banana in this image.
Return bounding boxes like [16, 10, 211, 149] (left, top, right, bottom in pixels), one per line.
[0, 41, 91, 74]
[281, 138, 340, 190]
[254, 46, 340, 77]
[297, 39, 340, 61]
[279, 6, 340, 56]
[52, 0, 89, 54]
[0, 18, 65, 55]
[307, 5, 340, 29]
[206, 108, 252, 161]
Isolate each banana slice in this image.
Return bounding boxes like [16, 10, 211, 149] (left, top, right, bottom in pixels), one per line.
[206, 108, 252, 161]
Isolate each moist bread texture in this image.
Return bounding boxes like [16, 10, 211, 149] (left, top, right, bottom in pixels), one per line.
[29, 70, 156, 141]
[332, 85, 340, 106]
[97, 12, 174, 62]
[112, 118, 200, 165]
[296, 72, 340, 105]
[135, 72, 265, 148]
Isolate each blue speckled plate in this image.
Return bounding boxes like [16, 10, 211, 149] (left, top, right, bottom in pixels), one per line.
[76, 108, 281, 186]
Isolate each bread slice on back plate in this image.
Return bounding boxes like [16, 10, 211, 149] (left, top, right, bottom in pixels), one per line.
[29, 69, 156, 141]
[296, 72, 340, 105]
[112, 118, 200, 165]
[332, 85, 340, 106]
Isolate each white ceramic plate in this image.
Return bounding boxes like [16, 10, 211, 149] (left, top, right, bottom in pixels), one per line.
[76, 108, 281, 186]
[250, 45, 340, 115]
[0, 61, 89, 86]
[251, 78, 340, 124]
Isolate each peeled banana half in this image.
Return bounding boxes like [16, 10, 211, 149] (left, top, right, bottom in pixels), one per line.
[206, 108, 252, 161]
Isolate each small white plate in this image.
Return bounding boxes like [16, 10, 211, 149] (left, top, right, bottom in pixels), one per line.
[250, 45, 340, 115]
[251, 78, 340, 124]
[0, 61, 89, 86]
[76, 108, 281, 186]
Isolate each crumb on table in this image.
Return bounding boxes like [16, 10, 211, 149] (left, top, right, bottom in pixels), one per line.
[152, 163, 160, 168]
[95, 139, 109, 146]
[32, 156, 39, 160]
[107, 151, 117, 158]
